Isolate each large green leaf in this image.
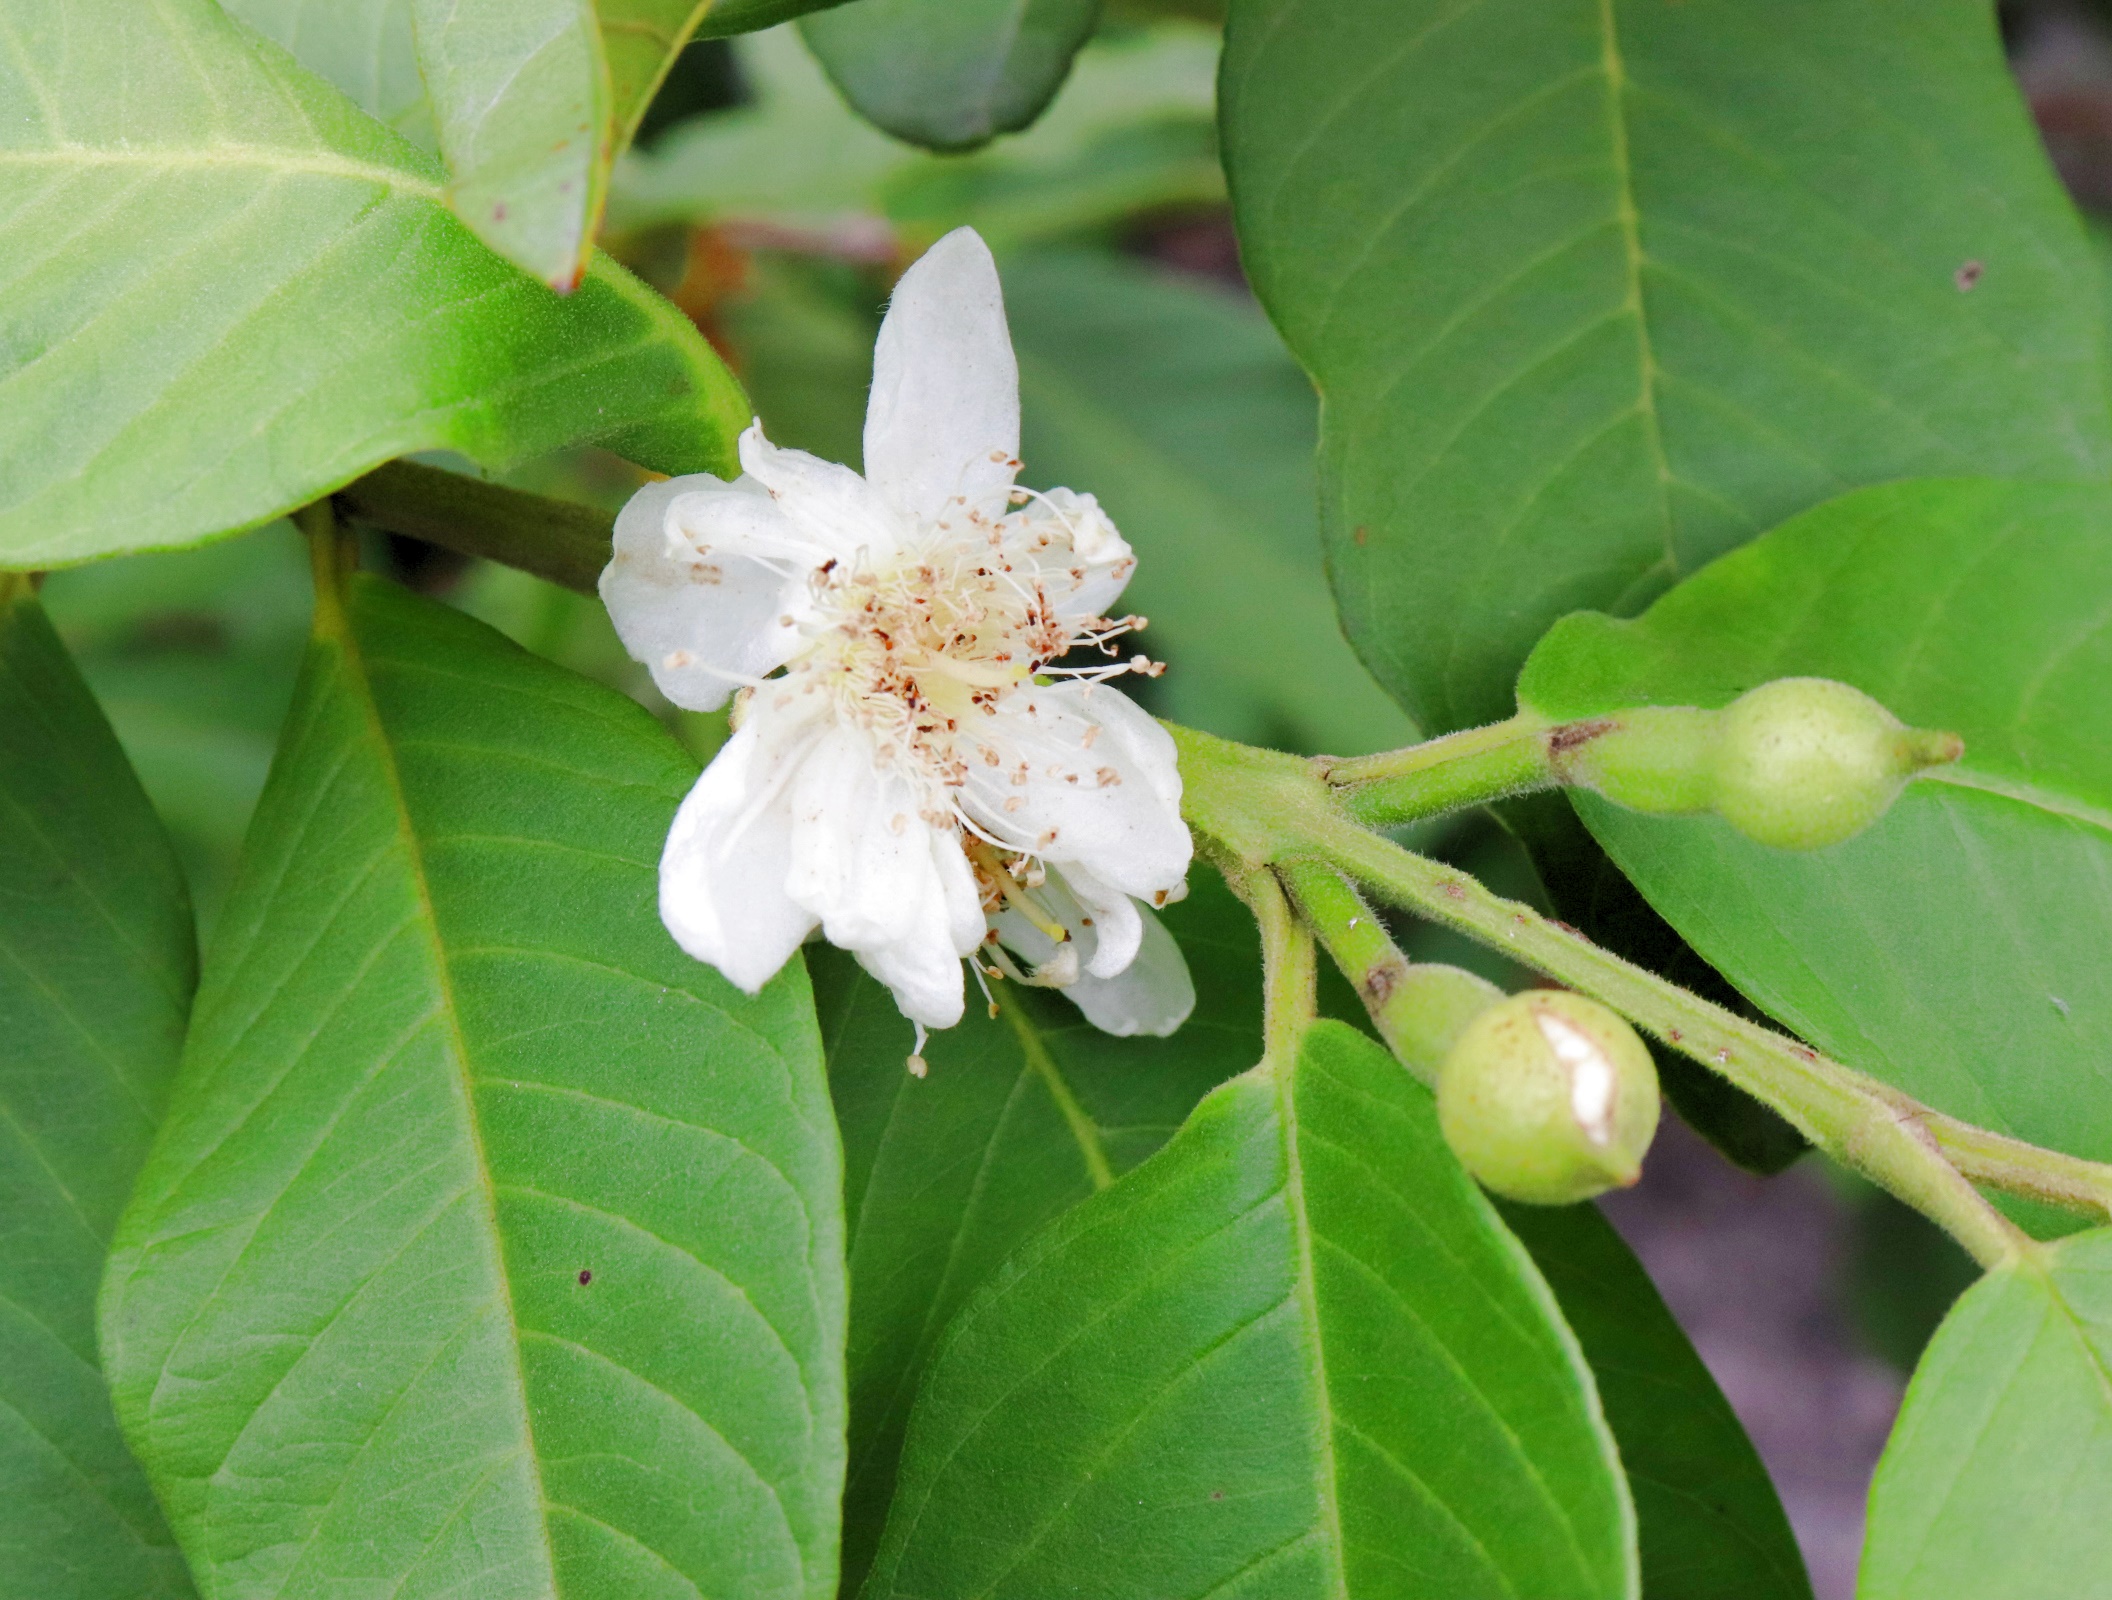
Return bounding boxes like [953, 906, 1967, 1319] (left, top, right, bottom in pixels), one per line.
[102, 573, 844, 1599]
[0, 0, 745, 571]
[0, 586, 197, 1598]
[1861, 1228, 2112, 1600]
[802, 0, 1102, 152]
[1008, 250, 1418, 756]
[1502, 1203, 1811, 1600]
[1220, 0, 2112, 734]
[1518, 477, 2112, 1170]
[224, 0, 718, 285]
[820, 868, 1265, 1591]
[862, 1020, 1636, 1600]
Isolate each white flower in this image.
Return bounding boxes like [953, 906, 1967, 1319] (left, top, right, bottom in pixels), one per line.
[600, 227, 1193, 1044]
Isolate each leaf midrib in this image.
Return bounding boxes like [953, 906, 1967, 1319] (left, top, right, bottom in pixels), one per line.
[323, 584, 562, 1598]
[1593, 0, 1676, 579]
[0, 145, 443, 201]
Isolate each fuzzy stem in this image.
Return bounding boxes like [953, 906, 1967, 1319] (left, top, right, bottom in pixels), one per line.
[1919, 1112, 2112, 1218]
[1320, 715, 1558, 826]
[333, 461, 615, 595]
[1239, 864, 1316, 1072]
[1276, 860, 1501, 1086]
[1309, 817, 2029, 1268]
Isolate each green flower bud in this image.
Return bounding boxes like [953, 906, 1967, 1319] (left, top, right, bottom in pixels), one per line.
[1711, 677, 1962, 851]
[1437, 991, 1660, 1206]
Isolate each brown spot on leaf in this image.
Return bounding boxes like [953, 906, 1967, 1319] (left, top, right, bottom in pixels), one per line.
[1955, 259, 1984, 291]
[1353, 525, 1370, 547]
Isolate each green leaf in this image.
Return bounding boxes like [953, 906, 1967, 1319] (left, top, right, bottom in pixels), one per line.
[224, 0, 719, 285]
[1517, 477, 2112, 1169]
[218, 0, 438, 149]
[802, 0, 1102, 152]
[0, 586, 198, 1598]
[1220, 0, 2112, 734]
[39, 527, 315, 936]
[102, 573, 844, 1599]
[1861, 1228, 2112, 1600]
[697, 0, 859, 36]
[820, 868, 1264, 1592]
[0, 0, 746, 571]
[1007, 250, 1419, 756]
[863, 1020, 1636, 1600]
[1501, 1203, 1812, 1600]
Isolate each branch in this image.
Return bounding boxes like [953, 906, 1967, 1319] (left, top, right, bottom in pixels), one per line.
[333, 461, 616, 595]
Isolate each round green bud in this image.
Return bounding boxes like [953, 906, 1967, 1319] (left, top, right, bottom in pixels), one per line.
[1711, 677, 1957, 851]
[1437, 991, 1660, 1206]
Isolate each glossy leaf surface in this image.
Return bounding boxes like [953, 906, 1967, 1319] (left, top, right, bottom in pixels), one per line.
[1862, 1229, 2112, 1599]
[1519, 478, 2112, 1168]
[802, 0, 1102, 151]
[1503, 1203, 1811, 1600]
[0, 0, 745, 570]
[0, 589, 197, 1599]
[863, 1021, 1635, 1600]
[1221, 0, 2112, 733]
[820, 869, 1264, 1590]
[103, 575, 844, 1599]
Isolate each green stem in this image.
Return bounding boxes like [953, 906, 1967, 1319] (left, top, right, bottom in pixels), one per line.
[1237, 863, 1315, 1072]
[1918, 1111, 2112, 1218]
[1321, 714, 1556, 826]
[295, 499, 356, 606]
[1312, 818, 2028, 1267]
[333, 461, 615, 595]
[1169, 722, 2037, 1267]
[1276, 860, 1501, 1086]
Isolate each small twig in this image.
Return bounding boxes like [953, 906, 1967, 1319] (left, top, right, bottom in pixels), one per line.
[1276, 859, 1500, 1086]
[333, 461, 617, 595]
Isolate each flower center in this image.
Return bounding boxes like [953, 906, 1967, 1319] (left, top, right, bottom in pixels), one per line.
[780, 520, 1146, 825]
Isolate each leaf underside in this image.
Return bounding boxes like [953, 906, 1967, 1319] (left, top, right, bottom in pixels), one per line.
[0, 0, 745, 571]
[802, 0, 1102, 152]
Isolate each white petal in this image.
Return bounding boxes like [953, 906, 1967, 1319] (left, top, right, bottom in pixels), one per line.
[1001, 488, 1138, 626]
[1063, 907, 1195, 1038]
[600, 473, 808, 711]
[781, 729, 979, 1027]
[961, 683, 1190, 900]
[1053, 863, 1142, 979]
[657, 721, 817, 992]
[737, 421, 904, 560]
[852, 832, 981, 1030]
[864, 227, 1021, 533]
